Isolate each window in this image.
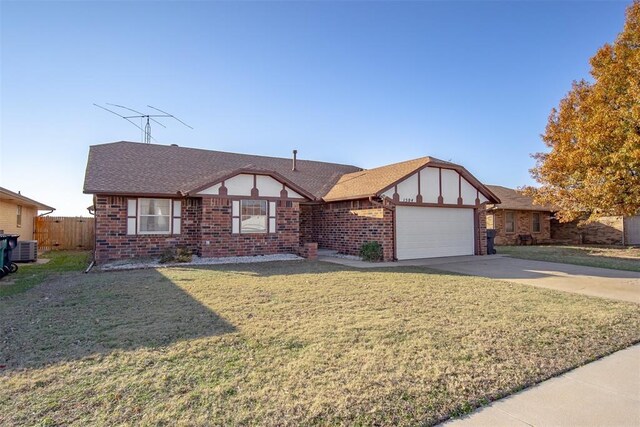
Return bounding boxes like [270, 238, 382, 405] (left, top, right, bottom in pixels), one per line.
[241, 200, 267, 233]
[505, 211, 515, 233]
[16, 205, 22, 228]
[532, 212, 541, 233]
[138, 198, 171, 234]
[486, 213, 494, 229]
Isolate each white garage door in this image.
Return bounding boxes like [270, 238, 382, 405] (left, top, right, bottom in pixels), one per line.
[396, 206, 475, 260]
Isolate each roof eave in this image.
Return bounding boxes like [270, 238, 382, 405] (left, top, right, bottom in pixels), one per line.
[0, 187, 55, 211]
[186, 168, 317, 201]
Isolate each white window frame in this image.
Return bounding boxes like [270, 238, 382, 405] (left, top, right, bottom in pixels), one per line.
[240, 199, 268, 234]
[137, 198, 172, 235]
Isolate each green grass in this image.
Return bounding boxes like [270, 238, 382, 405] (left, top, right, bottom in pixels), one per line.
[497, 245, 640, 272]
[0, 251, 91, 297]
[1, 261, 639, 426]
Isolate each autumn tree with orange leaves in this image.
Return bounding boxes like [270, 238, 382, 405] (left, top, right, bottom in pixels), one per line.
[527, 1, 640, 222]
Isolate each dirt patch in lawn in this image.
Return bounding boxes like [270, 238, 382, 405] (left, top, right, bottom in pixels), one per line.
[1, 261, 639, 426]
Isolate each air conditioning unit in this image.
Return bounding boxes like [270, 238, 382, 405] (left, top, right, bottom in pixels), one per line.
[11, 240, 38, 262]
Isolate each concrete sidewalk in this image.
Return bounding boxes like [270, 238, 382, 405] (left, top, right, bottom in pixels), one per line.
[441, 344, 640, 426]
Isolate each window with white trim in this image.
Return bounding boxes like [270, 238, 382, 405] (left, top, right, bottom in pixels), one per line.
[231, 200, 277, 234]
[127, 198, 181, 235]
[240, 200, 268, 233]
[138, 198, 171, 234]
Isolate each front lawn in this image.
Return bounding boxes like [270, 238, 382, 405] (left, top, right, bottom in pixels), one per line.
[0, 250, 91, 297]
[497, 245, 640, 272]
[1, 261, 639, 426]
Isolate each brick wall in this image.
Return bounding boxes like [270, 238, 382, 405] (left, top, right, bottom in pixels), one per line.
[476, 207, 487, 255]
[94, 196, 201, 263]
[310, 201, 394, 261]
[199, 197, 300, 258]
[299, 204, 314, 245]
[491, 209, 551, 245]
[551, 216, 624, 245]
[95, 195, 301, 263]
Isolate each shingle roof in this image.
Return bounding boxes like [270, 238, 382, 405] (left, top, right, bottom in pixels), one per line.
[323, 157, 433, 201]
[323, 156, 499, 203]
[0, 187, 55, 211]
[486, 185, 554, 212]
[83, 141, 362, 200]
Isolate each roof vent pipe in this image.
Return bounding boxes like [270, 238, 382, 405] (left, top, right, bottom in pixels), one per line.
[292, 149, 298, 171]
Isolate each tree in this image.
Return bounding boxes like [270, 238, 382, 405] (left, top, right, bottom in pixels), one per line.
[527, 1, 640, 222]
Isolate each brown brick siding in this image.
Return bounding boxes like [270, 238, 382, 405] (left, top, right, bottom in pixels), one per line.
[199, 197, 299, 257]
[551, 216, 624, 245]
[95, 196, 300, 263]
[94, 196, 201, 263]
[96, 195, 491, 263]
[297, 242, 318, 260]
[490, 209, 551, 245]
[476, 207, 487, 255]
[299, 204, 314, 245]
[310, 200, 394, 261]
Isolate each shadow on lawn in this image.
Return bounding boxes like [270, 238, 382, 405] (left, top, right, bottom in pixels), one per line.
[0, 269, 236, 372]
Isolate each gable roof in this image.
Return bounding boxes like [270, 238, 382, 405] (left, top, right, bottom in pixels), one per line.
[83, 141, 362, 200]
[486, 185, 554, 212]
[323, 156, 499, 203]
[0, 187, 55, 211]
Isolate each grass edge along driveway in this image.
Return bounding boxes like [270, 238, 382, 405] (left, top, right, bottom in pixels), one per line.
[1, 260, 639, 426]
[497, 245, 640, 272]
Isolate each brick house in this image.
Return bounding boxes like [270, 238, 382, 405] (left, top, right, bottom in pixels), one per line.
[486, 185, 640, 246]
[485, 185, 554, 245]
[83, 141, 500, 263]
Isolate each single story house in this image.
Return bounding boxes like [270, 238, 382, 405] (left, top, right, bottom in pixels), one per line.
[0, 187, 55, 239]
[485, 185, 554, 245]
[83, 141, 500, 263]
[486, 185, 640, 246]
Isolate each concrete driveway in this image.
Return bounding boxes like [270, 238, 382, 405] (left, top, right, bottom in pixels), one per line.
[319, 253, 640, 303]
[427, 256, 640, 304]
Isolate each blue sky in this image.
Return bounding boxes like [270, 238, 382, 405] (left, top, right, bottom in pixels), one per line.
[0, 0, 630, 216]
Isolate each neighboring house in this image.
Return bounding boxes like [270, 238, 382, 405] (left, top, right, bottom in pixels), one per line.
[0, 187, 55, 239]
[486, 185, 640, 246]
[485, 185, 554, 245]
[83, 141, 500, 263]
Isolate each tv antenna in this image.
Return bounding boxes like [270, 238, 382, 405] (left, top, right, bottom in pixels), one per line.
[94, 103, 193, 144]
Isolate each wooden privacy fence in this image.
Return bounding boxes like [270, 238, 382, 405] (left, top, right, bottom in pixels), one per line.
[35, 216, 94, 251]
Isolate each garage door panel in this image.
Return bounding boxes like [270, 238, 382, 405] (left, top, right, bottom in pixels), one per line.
[396, 206, 474, 260]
